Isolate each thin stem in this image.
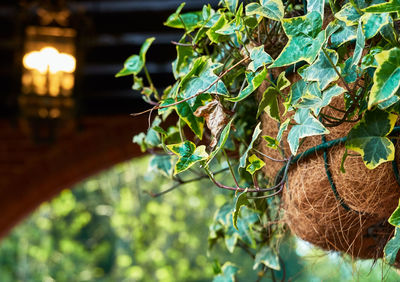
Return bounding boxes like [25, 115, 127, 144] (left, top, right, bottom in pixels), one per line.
[322, 48, 353, 97]
[131, 57, 249, 117]
[252, 148, 287, 162]
[204, 157, 291, 193]
[146, 168, 229, 197]
[223, 149, 240, 188]
[143, 65, 158, 98]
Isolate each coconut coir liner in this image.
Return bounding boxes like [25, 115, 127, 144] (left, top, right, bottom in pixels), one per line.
[260, 87, 400, 259]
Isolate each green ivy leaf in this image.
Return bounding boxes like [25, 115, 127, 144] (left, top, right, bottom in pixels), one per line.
[346, 109, 396, 169]
[384, 227, 400, 265]
[115, 37, 155, 77]
[167, 141, 208, 174]
[225, 207, 258, 251]
[368, 48, 400, 109]
[239, 122, 262, 169]
[288, 109, 329, 154]
[226, 67, 268, 102]
[270, 11, 325, 67]
[362, 12, 390, 39]
[213, 263, 239, 282]
[164, 3, 203, 32]
[246, 154, 266, 175]
[253, 245, 280, 271]
[363, 0, 400, 13]
[257, 87, 280, 121]
[335, 3, 362, 26]
[232, 189, 250, 230]
[245, 0, 284, 22]
[303, 49, 340, 91]
[149, 155, 174, 177]
[248, 46, 273, 72]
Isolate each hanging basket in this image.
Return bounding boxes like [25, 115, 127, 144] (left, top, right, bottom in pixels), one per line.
[260, 85, 400, 260]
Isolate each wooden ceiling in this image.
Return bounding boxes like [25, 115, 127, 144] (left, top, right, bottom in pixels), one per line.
[0, 0, 219, 117]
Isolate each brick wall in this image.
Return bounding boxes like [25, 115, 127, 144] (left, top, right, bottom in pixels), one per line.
[0, 115, 148, 238]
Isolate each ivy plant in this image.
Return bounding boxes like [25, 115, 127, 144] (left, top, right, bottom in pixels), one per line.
[117, 0, 400, 279]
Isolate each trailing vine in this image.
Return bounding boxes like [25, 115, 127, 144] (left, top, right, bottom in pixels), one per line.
[117, 0, 400, 279]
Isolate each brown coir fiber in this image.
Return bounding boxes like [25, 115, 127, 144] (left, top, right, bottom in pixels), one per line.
[260, 92, 400, 259]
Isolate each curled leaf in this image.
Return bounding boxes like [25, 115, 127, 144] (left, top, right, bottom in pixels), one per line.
[194, 100, 231, 148]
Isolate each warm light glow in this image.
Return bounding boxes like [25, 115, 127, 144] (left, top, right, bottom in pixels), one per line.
[23, 46, 76, 74]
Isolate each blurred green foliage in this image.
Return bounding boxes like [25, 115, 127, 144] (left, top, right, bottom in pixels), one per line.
[0, 156, 398, 281]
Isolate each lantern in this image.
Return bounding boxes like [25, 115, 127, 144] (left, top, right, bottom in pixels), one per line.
[18, 5, 78, 142]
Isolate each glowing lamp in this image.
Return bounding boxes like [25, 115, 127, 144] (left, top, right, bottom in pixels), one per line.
[19, 24, 78, 142]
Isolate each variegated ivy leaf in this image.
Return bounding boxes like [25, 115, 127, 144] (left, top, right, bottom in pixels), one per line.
[263, 135, 280, 149]
[133, 117, 162, 152]
[307, 0, 325, 19]
[363, 0, 400, 14]
[342, 57, 358, 83]
[351, 20, 365, 67]
[225, 207, 258, 251]
[277, 118, 290, 143]
[164, 3, 203, 32]
[368, 48, 400, 109]
[360, 46, 383, 70]
[303, 49, 340, 91]
[206, 13, 228, 43]
[384, 227, 400, 265]
[257, 87, 280, 121]
[232, 189, 250, 230]
[288, 109, 329, 155]
[298, 84, 345, 115]
[330, 20, 357, 47]
[149, 154, 175, 177]
[175, 94, 211, 139]
[239, 122, 262, 170]
[216, 16, 244, 35]
[167, 141, 208, 174]
[206, 119, 234, 166]
[285, 79, 307, 112]
[246, 154, 266, 175]
[380, 17, 397, 44]
[253, 245, 280, 271]
[115, 37, 155, 77]
[389, 200, 400, 228]
[245, 0, 284, 22]
[362, 12, 390, 39]
[180, 58, 229, 107]
[172, 37, 195, 79]
[213, 263, 239, 282]
[223, 0, 239, 13]
[270, 11, 325, 67]
[248, 46, 273, 72]
[334, 3, 362, 26]
[346, 109, 396, 169]
[226, 67, 268, 102]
